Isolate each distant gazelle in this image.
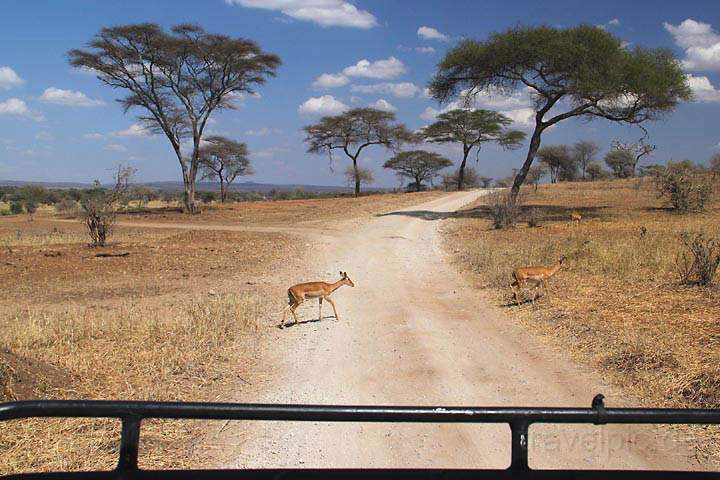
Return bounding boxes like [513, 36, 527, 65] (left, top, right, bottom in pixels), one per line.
[281, 271, 355, 328]
[510, 256, 565, 306]
[570, 211, 582, 225]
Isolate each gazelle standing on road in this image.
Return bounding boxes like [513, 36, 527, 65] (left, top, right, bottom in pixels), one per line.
[510, 256, 565, 306]
[281, 271, 355, 328]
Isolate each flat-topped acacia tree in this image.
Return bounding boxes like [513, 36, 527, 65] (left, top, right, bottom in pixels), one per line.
[383, 150, 453, 191]
[304, 108, 415, 196]
[69, 24, 280, 213]
[421, 109, 525, 190]
[198, 136, 252, 202]
[429, 24, 691, 203]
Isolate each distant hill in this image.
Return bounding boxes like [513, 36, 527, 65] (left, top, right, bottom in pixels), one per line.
[0, 179, 372, 194]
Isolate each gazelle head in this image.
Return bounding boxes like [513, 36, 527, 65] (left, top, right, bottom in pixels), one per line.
[340, 271, 355, 287]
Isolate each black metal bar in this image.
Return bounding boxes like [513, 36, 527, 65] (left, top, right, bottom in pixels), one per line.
[2, 399, 720, 425]
[117, 416, 141, 472]
[2, 395, 720, 479]
[509, 421, 529, 471]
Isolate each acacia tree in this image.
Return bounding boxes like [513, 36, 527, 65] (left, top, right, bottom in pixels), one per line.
[69, 24, 280, 213]
[537, 145, 577, 183]
[429, 24, 691, 203]
[383, 150, 453, 191]
[604, 147, 637, 178]
[304, 108, 415, 196]
[343, 166, 374, 190]
[573, 140, 600, 180]
[610, 139, 656, 177]
[198, 136, 252, 202]
[421, 109, 525, 190]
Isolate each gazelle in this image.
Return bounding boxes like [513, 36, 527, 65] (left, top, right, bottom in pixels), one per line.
[510, 256, 565, 306]
[281, 271, 355, 328]
[570, 211, 582, 225]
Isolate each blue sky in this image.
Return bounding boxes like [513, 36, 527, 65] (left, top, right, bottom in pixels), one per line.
[0, 0, 719, 187]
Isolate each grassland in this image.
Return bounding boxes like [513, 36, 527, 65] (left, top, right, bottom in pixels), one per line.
[0, 190, 444, 474]
[443, 178, 720, 461]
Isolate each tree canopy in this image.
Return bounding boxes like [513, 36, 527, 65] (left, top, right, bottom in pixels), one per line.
[537, 145, 577, 183]
[421, 109, 525, 190]
[69, 23, 280, 213]
[429, 24, 691, 201]
[572, 140, 600, 180]
[604, 147, 637, 178]
[304, 108, 415, 196]
[383, 150, 453, 191]
[199, 136, 252, 202]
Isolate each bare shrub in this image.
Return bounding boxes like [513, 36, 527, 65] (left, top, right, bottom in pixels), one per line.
[55, 198, 79, 215]
[80, 165, 134, 247]
[488, 190, 522, 229]
[654, 162, 713, 212]
[676, 231, 720, 286]
[526, 207, 542, 228]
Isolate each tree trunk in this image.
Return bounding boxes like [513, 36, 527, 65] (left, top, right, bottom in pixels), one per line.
[510, 125, 544, 203]
[182, 170, 198, 214]
[415, 176, 422, 192]
[220, 179, 227, 203]
[457, 145, 470, 191]
[353, 158, 360, 197]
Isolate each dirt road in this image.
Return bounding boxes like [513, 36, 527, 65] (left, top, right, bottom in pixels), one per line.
[212, 190, 699, 470]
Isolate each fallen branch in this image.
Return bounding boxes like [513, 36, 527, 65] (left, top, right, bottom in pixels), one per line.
[94, 252, 130, 258]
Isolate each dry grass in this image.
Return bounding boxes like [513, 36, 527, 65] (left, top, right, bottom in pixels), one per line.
[0, 190, 441, 474]
[0, 293, 265, 473]
[444, 178, 720, 462]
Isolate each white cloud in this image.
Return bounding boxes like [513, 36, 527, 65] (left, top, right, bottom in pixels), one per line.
[342, 56, 406, 79]
[298, 95, 349, 115]
[312, 73, 350, 89]
[112, 123, 152, 137]
[0, 67, 24, 90]
[245, 127, 282, 136]
[665, 19, 720, 71]
[608, 18, 621, 26]
[83, 133, 105, 140]
[417, 26, 448, 41]
[105, 144, 128, 152]
[686, 74, 720, 102]
[420, 86, 535, 123]
[350, 82, 420, 98]
[499, 107, 535, 129]
[0, 98, 44, 121]
[421, 87, 432, 99]
[39, 87, 104, 107]
[226, 0, 377, 29]
[416, 46, 436, 54]
[368, 98, 396, 112]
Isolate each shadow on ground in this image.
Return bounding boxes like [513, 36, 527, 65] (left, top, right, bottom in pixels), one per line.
[377, 205, 611, 223]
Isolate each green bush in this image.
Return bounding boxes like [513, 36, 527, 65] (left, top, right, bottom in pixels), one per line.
[654, 162, 713, 212]
[9, 201, 23, 215]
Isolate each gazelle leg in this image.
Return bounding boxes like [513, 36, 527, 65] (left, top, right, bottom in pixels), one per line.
[324, 296, 339, 320]
[290, 298, 302, 325]
[318, 297, 323, 321]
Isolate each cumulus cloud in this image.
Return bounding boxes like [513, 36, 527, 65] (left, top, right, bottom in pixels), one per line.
[112, 123, 152, 137]
[342, 56, 406, 79]
[0, 98, 44, 121]
[686, 74, 720, 102]
[226, 0, 377, 28]
[608, 18, 620, 26]
[420, 86, 536, 125]
[368, 98, 396, 112]
[665, 19, 720, 71]
[39, 87, 104, 107]
[312, 72, 350, 89]
[0, 67, 24, 90]
[417, 26, 448, 41]
[350, 82, 420, 98]
[298, 95, 349, 115]
[498, 107, 535, 128]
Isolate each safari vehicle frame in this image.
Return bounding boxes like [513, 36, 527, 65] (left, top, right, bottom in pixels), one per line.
[1, 394, 719, 479]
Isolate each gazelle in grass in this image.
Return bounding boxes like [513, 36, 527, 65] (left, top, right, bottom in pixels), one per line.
[281, 271, 355, 328]
[570, 211, 582, 225]
[510, 256, 565, 306]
